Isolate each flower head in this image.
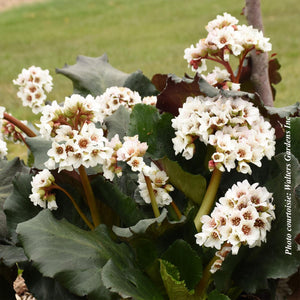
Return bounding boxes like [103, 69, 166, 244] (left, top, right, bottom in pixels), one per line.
[195, 180, 275, 257]
[172, 95, 276, 174]
[13, 66, 53, 114]
[96, 87, 141, 122]
[29, 169, 57, 210]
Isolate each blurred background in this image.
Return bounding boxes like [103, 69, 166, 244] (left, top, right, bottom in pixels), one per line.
[0, 0, 299, 122]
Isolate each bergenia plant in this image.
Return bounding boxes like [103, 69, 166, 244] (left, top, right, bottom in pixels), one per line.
[0, 12, 299, 300]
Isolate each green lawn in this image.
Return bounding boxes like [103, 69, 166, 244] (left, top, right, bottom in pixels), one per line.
[0, 0, 300, 122]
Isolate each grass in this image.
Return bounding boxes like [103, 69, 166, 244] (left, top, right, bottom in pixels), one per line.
[0, 0, 300, 123]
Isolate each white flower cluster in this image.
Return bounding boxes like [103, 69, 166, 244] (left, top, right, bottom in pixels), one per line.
[0, 107, 8, 159]
[29, 169, 57, 210]
[195, 180, 275, 256]
[138, 162, 174, 208]
[184, 12, 272, 73]
[172, 96, 276, 174]
[96, 87, 142, 122]
[13, 66, 53, 114]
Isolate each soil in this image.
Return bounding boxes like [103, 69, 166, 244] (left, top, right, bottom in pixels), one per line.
[0, 0, 43, 12]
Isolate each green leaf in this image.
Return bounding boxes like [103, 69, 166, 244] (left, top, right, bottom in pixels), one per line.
[0, 158, 28, 240]
[17, 210, 128, 298]
[102, 259, 164, 300]
[161, 158, 206, 205]
[92, 175, 145, 226]
[124, 70, 158, 97]
[104, 105, 131, 139]
[4, 173, 40, 238]
[159, 259, 198, 300]
[128, 104, 175, 160]
[208, 290, 230, 300]
[23, 264, 84, 300]
[113, 208, 186, 240]
[26, 137, 52, 170]
[17, 210, 163, 299]
[56, 54, 157, 97]
[162, 239, 202, 290]
[0, 245, 27, 267]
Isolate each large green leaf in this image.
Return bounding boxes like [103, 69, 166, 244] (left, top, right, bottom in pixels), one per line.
[161, 158, 206, 205]
[4, 173, 40, 238]
[128, 104, 175, 160]
[0, 245, 27, 267]
[92, 175, 145, 227]
[17, 210, 163, 299]
[22, 263, 84, 300]
[102, 259, 164, 300]
[56, 54, 157, 97]
[104, 105, 131, 140]
[26, 137, 52, 170]
[161, 239, 202, 290]
[215, 153, 300, 293]
[0, 158, 28, 240]
[159, 259, 198, 300]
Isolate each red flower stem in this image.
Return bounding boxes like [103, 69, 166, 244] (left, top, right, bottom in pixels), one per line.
[206, 56, 235, 81]
[4, 113, 36, 137]
[171, 201, 182, 220]
[78, 165, 101, 227]
[235, 47, 255, 83]
[52, 184, 94, 230]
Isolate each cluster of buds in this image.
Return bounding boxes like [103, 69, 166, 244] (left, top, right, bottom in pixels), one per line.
[29, 169, 57, 210]
[0, 107, 8, 159]
[1, 118, 27, 144]
[13, 66, 53, 114]
[172, 95, 276, 174]
[138, 162, 174, 207]
[184, 12, 272, 87]
[195, 180, 275, 258]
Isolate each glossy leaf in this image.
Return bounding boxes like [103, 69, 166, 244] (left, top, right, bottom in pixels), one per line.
[161, 158, 206, 205]
[161, 239, 202, 290]
[17, 210, 163, 299]
[159, 259, 198, 300]
[128, 104, 175, 160]
[56, 54, 156, 97]
[0, 158, 28, 240]
[102, 259, 164, 300]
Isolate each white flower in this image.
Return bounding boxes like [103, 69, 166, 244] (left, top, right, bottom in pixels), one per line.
[137, 163, 174, 208]
[195, 180, 275, 257]
[142, 96, 157, 106]
[13, 66, 53, 114]
[29, 170, 57, 210]
[96, 87, 142, 122]
[171, 95, 276, 174]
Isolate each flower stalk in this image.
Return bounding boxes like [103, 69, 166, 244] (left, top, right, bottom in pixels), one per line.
[78, 165, 101, 227]
[194, 168, 222, 232]
[52, 183, 94, 230]
[4, 112, 36, 138]
[144, 174, 160, 218]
